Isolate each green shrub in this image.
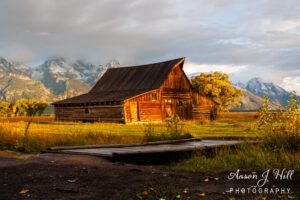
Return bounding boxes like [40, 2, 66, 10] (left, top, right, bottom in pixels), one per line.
[257, 93, 300, 152]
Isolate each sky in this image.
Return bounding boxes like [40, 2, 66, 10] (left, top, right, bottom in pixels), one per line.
[0, 0, 299, 93]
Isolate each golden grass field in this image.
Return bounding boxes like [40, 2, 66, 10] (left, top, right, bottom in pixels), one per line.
[0, 112, 259, 152]
[1, 112, 300, 174]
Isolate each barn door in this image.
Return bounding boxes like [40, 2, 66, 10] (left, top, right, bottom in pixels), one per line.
[176, 100, 191, 119]
[129, 102, 139, 122]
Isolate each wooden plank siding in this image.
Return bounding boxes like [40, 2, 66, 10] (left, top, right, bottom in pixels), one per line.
[192, 91, 217, 120]
[54, 104, 124, 123]
[160, 64, 193, 120]
[192, 105, 213, 120]
[124, 89, 162, 123]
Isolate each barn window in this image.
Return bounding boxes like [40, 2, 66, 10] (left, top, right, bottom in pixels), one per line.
[84, 108, 89, 114]
[151, 93, 157, 101]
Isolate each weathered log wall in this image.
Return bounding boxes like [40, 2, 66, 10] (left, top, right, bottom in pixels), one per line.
[192, 92, 217, 120]
[54, 104, 124, 122]
[192, 105, 213, 120]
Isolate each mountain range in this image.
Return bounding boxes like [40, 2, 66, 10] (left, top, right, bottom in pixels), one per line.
[0, 57, 297, 110]
[231, 77, 300, 110]
[0, 57, 120, 102]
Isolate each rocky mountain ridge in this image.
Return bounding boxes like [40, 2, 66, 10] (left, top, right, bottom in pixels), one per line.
[0, 57, 120, 102]
[245, 77, 293, 106]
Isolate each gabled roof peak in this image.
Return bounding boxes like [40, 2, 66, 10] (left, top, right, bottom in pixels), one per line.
[89, 57, 185, 93]
[107, 57, 185, 70]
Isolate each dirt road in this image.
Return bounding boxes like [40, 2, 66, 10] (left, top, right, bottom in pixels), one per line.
[0, 152, 299, 200]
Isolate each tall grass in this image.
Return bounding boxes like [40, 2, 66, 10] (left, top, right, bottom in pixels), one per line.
[0, 116, 54, 123]
[172, 142, 300, 173]
[218, 112, 258, 121]
[0, 112, 259, 152]
[172, 94, 300, 172]
[0, 122, 143, 152]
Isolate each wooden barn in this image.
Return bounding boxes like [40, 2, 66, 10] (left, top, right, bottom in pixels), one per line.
[52, 58, 218, 123]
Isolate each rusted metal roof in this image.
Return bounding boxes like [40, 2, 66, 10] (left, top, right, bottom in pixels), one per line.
[53, 58, 184, 105]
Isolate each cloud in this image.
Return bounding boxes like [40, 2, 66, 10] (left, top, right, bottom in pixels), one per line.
[2, 50, 35, 62]
[280, 76, 300, 95]
[0, 0, 299, 92]
[215, 38, 264, 48]
[184, 62, 248, 75]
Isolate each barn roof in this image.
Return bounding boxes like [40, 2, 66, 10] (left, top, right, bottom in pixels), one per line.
[53, 58, 185, 105]
[90, 57, 184, 93]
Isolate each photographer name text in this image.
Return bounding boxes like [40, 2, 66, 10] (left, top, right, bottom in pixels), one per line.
[226, 168, 294, 195]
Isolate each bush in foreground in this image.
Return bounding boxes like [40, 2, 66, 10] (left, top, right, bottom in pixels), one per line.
[143, 115, 192, 142]
[257, 93, 300, 153]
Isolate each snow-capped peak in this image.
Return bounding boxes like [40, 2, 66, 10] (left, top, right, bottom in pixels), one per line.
[0, 57, 32, 76]
[246, 77, 294, 106]
[106, 59, 121, 68]
[32, 57, 122, 89]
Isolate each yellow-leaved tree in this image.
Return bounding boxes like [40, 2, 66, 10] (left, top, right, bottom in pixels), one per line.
[191, 72, 242, 112]
[0, 102, 11, 117]
[18, 99, 48, 136]
[0, 99, 48, 151]
[12, 98, 48, 117]
[3, 99, 48, 137]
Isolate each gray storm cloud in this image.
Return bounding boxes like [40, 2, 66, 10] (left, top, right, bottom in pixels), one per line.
[0, 0, 299, 88]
